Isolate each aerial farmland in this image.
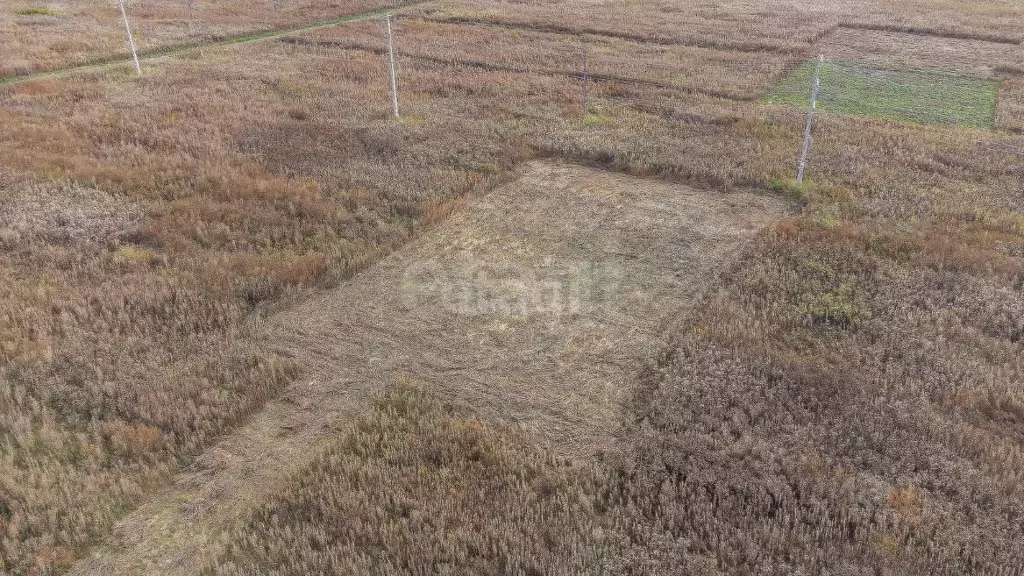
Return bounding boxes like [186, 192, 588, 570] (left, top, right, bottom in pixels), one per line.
[1, 0, 1023, 574]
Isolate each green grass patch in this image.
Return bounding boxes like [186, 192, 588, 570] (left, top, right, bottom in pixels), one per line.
[16, 6, 58, 16]
[766, 60, 999, 129]
[583, 113, 615, 126]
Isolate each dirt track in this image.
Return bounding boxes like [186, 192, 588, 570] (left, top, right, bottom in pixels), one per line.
[70, 161, 787, 575]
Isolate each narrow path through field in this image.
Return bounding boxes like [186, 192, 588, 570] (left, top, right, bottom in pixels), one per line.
[70, 161, 788, 575]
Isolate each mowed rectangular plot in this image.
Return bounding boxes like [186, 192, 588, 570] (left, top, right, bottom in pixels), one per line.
[817, 28, 1017, 78]
[269, 162, 788, 459]
[419, 0, 829, 52]
[766, 59, 999, 129]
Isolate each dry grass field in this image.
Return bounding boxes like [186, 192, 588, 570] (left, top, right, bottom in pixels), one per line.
[72, 161, 787, 575]
[288, 18, 792, 99]
[0, 0, 420, 76]
[0, 0, 1023, 575]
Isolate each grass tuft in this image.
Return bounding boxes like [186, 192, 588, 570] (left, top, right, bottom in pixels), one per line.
[582, 111, 615, 126]
[15, 7, 57, 17]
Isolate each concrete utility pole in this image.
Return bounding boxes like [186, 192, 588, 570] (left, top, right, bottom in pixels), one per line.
[185, 0, 204, 56]
[581, 37, 590, 116]
[797, 55, 824, 184]
[118, 0, 142, 75]
[386, 15, 399, 119]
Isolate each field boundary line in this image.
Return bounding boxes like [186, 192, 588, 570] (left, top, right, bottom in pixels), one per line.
[837, 21, 1022, 45]
[422, 15, 802, 55]
[0, 2, 428, 86]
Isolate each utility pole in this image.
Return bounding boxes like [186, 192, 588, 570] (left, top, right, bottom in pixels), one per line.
[797, 55, 823, 184]
[118, 0, 142, 76]
[386, 15, 399, 119]
[185, 0, 203, 56]
[581, 36, 590, 116]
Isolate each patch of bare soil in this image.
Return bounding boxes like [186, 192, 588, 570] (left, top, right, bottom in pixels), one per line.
[820, 27, 1017, 77]
[69, 161, 788, 575]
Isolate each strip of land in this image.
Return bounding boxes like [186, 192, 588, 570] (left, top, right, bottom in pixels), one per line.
[0, 3, 424, 86]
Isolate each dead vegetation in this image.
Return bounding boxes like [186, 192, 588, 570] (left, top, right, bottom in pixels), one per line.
[417, 0, 837, 53]
[204, 385, 619, 576]
[839, 0, 1024, 45]
[0, 180, 141, 246]
[0, 0, 421, 77]
[817, 28, 1017, 77]
[209, 109, 1024, 575]
[292, 17, 790, 100]
[999, 75, 1024, 133]
[1, 0, 1023, 574]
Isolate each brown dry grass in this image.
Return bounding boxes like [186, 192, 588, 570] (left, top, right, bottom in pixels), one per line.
[999, 72, 1024, 133]
[295, 17, 791, 99]
[0, 0, 417, 76]
[0, 39, 540, 574]
[418, 0, 839, 52]
[72, 161, 785, 575]
[817, 27, 1018, 77]
[840, 0, 1024, 43]
[207, 11, 1024, 576]
[211, 122, 1024, 575]
[1, 0, 1024, 574]
[205, 385, 620, 576]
